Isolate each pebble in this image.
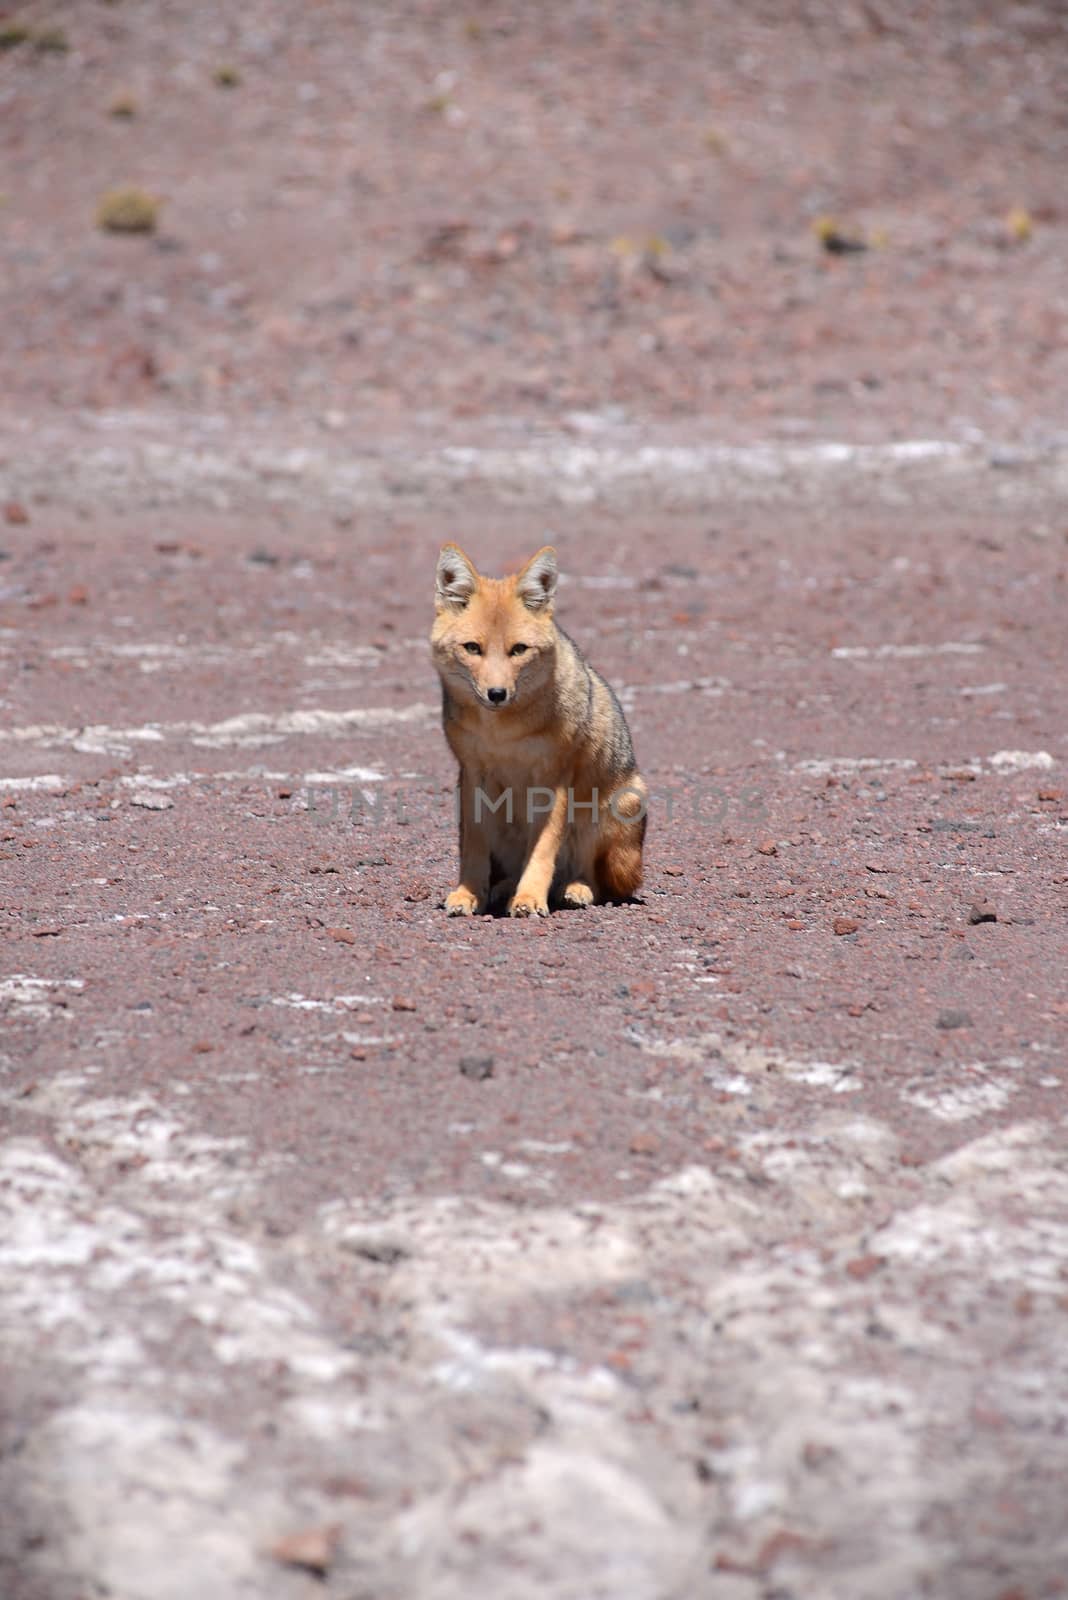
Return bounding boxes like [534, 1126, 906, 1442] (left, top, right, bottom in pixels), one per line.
[845, 1253, 885, 1280]
[459, 1055, 494, 1080]
[833, 916, 859, 936]
[129, 792, 175, 810]
[269, 1523, 342, 1577]
[937, 1008, 973, 1030]
[967, 900, 997, 924]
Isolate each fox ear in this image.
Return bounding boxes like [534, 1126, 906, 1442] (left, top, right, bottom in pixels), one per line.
[435, 544, 478, 611]
[516, 546, 558, 612]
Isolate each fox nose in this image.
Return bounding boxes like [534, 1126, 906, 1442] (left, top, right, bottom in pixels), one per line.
[487, 686, 507, 705]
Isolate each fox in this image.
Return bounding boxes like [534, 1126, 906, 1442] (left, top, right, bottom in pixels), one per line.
[430, 543, 647, 917]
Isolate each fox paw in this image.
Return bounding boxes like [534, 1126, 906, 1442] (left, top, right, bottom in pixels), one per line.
[508, 890, 549, 918]
[561, 881, 594, 908]
[445, 886, 482, 917]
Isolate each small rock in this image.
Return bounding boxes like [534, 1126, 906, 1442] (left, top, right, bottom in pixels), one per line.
[819, 226, 867, 255]
[3, 501, 28, 525]
[833, 916, 859, 936]
[967, 900, 997, 924]
[864, 860, 892, 874]
[629, 1130, 660, 1156]
[129, 791, 174, 810]
[845, 1253, 885, 1280]
[756, 839, 778, 856]
[662, 864, 685, 877]
[67, 585, 89, 605]
[937, 1008, 973, 1030]
[349, 1237, 407, 1265]
[326, 927, 356, 945]
[403, 879, 431, 902]
[1037, 786, 1063, 803]
[754, 1529, 818, 1571]
[459, 1055, 494, 1081]
[269, 1523, 342, 1577]
[392, 996, 417, 1012]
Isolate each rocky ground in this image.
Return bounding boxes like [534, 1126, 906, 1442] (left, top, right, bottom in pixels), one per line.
[2, 4, 1068, 1598]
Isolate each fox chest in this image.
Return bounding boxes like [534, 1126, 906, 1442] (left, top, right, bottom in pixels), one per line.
[447, 723, 566, 794]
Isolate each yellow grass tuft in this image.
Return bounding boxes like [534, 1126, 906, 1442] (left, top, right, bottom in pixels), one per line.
[96, 187, 160, 234]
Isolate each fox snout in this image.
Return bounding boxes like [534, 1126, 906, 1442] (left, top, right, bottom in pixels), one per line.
[486, 686, 508, 706]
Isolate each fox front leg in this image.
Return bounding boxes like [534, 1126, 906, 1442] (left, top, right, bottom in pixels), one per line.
[509, 785, 568, 918]
[445, 774, 492, 916]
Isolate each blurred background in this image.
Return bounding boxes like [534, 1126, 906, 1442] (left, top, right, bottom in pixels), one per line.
[2, 0, 1067, 444]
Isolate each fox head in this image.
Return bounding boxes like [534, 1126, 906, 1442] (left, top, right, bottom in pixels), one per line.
[430, 544, 558, 710]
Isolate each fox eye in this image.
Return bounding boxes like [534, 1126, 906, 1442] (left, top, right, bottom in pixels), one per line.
[509, 643, 529, 657]
[462, 641, 482, 655]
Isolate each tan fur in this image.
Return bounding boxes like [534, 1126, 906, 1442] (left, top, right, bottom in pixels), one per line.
[430, 544, 646, 917]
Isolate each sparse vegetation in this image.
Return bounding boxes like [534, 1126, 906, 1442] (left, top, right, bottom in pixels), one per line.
[812, 215, 867, 255]
[1006, 206, 1033, 244]
[95, 186, 160, 234]
[212, 64, 241, 88]
[0, 22, 31, 49]
[33, 26, 69, 53]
